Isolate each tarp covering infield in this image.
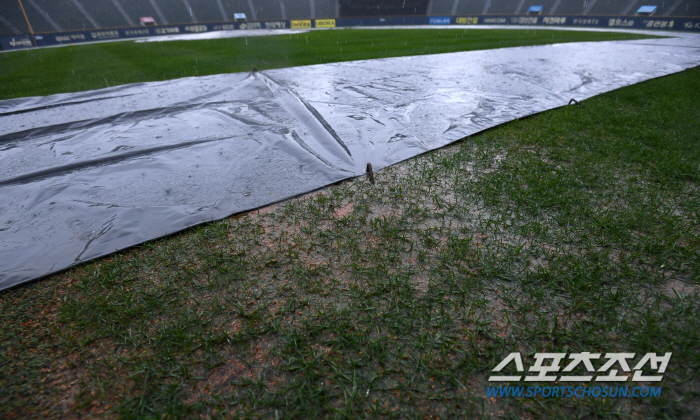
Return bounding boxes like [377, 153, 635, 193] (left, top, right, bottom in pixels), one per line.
[1, 33, 700, 290]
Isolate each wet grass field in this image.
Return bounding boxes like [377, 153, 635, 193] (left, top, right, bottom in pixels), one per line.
[1, 28, 652, 100]
[2, 29, 699, 419]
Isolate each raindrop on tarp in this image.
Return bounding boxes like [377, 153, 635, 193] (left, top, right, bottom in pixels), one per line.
[1, 33, 700, 290]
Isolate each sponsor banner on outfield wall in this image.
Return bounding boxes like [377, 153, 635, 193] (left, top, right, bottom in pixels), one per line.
[264, 21, 288, 29]
[474, 15, 700, 31]
[429, 17, 451, 25]
[315, 19, 336, 28]
[291, 20, 312, 29]
[456, 17, 478, 25]
[0, 35, 33, 50]
[21, 15, 700, 49]
[238, 22, 263, 29]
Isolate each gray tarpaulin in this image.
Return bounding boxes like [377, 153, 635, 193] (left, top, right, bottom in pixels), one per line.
[2, 32, 700, 290]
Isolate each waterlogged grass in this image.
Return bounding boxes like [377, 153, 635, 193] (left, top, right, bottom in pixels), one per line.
[1, 59, 698, 418]
[0, 28, 656, 100]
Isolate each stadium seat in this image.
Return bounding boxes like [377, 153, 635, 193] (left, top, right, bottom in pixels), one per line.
[661, 0, 700, 16]
[587, 0, 637, 16]
[555, 0, 587, 15]
[339, 0, 429, 17]
[0, 2, 31, 37]
[30, 0, 94, 31]
[251, 0, 286, 20]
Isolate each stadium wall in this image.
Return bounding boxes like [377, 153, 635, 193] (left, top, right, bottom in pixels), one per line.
[2, 14, 699, 51]
[2, 0, 699, 37]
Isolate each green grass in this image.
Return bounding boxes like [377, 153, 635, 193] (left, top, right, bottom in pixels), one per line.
[2, 29, 699, 419]
[0, 28, 655, 100]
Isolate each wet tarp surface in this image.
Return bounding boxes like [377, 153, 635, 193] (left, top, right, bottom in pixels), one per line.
[2, 33, 700, 290]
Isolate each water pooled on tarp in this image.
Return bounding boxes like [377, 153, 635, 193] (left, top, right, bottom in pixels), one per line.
[1, 33, 700, 290]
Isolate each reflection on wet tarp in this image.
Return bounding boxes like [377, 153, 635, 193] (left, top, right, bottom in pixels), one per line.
[2, 33, 700, 290]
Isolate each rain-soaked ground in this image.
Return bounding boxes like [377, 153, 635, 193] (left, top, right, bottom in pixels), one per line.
[1, 29, 699, 290]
